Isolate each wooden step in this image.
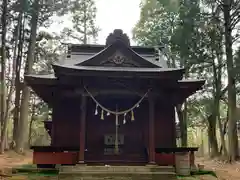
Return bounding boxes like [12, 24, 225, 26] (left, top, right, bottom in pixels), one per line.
[58, 172, 177, 180]
[85, 153, 148, 163]
[59, 165, 177, 180]
[60, 165, 175, 173]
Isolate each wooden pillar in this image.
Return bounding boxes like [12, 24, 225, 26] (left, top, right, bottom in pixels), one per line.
[51, 97, 58, 146]
[148, 94, 156, 164]
[50, 109, 55, 146]
[190, 151, 195, 167]
[79, 95, 87, 163]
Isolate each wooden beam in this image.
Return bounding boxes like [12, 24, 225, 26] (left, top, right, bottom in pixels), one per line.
[60, 89, 160, 98]
[148, 93, 156, 164]
[79, 96, 87, 163]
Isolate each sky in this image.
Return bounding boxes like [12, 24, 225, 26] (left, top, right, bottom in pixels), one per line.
[45, 0, 141, 45]
[94, 0, 141, 44]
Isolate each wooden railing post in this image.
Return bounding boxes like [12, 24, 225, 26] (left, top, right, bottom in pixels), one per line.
[148, 94, 156, 164]
[79, 95, 87, 163]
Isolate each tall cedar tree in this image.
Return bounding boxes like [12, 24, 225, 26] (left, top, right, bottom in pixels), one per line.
[0, 0, 8, 153]
[16, 0, 40, 152]
[62, 0, 99, 44]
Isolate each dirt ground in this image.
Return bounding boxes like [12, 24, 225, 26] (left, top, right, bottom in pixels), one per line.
[196, 157, 240, 180]
[0, 152, 240, 179]
[0, 151, 32, 169]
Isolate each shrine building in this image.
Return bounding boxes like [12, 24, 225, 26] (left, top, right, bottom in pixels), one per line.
[26, 29, 204, 167]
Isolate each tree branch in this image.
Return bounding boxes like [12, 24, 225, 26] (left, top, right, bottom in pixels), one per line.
[220, 85, 228, 99]
[231, 14, 240, 29]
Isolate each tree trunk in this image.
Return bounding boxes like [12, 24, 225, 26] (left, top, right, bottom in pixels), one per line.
[223, 0, 238, 161]
[179, 59, 188, 147]
[16, 0, 40, 153]
[182, 102, 188, 146]
[213, 51, 228, 157]
[13, 13, 25, 145]
[207, 114, 219, 158]
[0, 0, 8, 154]
[83, 1, 87, 44]
[28, 95, 36, 146]
[176, 104, 187, 147]
[220, 118, 228, 154]
[4, 129, 9, 151]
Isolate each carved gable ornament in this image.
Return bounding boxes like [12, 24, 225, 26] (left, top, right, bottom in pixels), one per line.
[97, 29, 140, 67]
[100, 50, 139, 67]
[108, 51, 126, 65]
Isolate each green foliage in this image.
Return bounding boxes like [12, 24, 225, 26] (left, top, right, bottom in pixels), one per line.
[133, 0, 179, 47]
[61, 0, 100, 44]
[133, 0, 229, 123]
[34, 31, 63, 74]
[133, 0, 207, 70]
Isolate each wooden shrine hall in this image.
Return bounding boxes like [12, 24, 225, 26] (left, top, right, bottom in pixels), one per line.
[26, 29, 204, 167]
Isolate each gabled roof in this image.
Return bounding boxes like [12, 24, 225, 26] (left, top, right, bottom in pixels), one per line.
[67, 40, 161, 68]
[24, 29, 205, 105]
[61, 29, 167, 68]
[65, 43, 168, 67]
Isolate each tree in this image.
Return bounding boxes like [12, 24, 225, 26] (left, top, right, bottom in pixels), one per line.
[133, 0, 204, 147]
[12, 11, 25, 146]
[16, 0, 40, 153]
[133, 0, 236, 158]
[0, 0, 8, 153]
[61, 0, 100, 44]
[221, 0, 240, 161]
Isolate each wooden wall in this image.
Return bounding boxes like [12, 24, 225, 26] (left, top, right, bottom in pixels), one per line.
[85, 96, 148, 160]
[154, 101, 176, 148]
[50, 94, 176, 156]
[51, 97, 81, 147]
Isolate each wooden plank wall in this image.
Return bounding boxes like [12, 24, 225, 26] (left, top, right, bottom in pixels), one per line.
[155, 101, 176, 148]
[52, 97, 81, 147]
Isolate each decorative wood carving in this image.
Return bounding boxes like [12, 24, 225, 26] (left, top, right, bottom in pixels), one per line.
[100, 50, 139, 67]
[111, 51, 126, 65]
[108, 51, 126, 65]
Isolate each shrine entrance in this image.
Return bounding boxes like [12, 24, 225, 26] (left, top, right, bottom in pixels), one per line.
[85, 93, 149, 164]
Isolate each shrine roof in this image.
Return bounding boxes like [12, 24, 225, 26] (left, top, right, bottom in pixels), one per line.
[26, 74, 56, 79]
[68, 44, 160, 54]
[25, 72, 204, 88]
[53, 63, 182, 73]
[178, 79, 205, 87]
[25, 74, 205, 106]
[25, 74, 56, 85]
[52, 63, 185, 79]
[63, 43, 167, 68]
[23, 29, 206, 106]
[59, 29, 168, 68]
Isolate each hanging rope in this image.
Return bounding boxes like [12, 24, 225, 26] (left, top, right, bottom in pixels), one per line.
[84, 86, 151, 115]
[84, 86, 151, 154]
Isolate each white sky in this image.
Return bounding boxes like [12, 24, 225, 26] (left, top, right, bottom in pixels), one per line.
[94, 0, 141, 44]
[45, 0, 141, 45]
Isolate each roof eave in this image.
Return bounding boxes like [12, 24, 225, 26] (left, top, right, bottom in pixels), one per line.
[25, 74, 57, 85]
[24, 74, 57, 106]
[52, 63, 185, 80]
[174, 79, 206, 104]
